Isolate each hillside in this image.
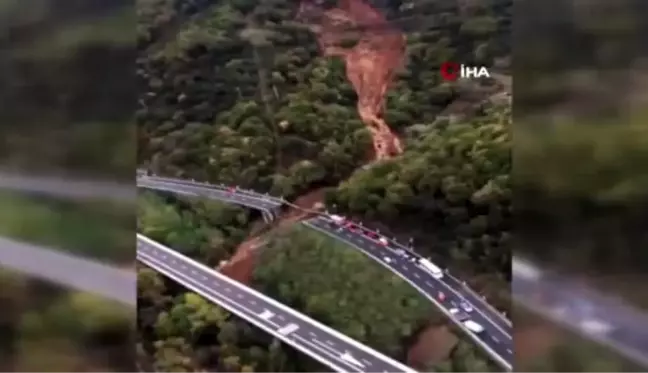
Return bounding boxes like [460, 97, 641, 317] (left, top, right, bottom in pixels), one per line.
[136, 0, 513, 371]
[136, 0, 511, 373]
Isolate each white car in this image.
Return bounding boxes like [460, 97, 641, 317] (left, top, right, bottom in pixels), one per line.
[579, 319, 612, 335]
[463, 320, 485, 334]
[383, 256, 392, 263]
[450, 308, 484, 334]
[378, 237, 389, 246]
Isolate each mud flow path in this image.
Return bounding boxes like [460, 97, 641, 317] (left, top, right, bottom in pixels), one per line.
[222, 0, 409, 278]
[219, 0, 464, 363]
[297, 0, 406, 160]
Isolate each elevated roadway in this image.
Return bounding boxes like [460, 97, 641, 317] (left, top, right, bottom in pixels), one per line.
[137, 234, 416, 373]
[0, 236, 135, 305]
[138, 174, 513, 370]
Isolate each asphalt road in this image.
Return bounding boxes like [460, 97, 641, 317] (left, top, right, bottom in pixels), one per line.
[138, 177, 280, 212]
[0, 236, 136, 305]
[305, 216, 513, 370]
[0, 171, 134, 202]
[144, 175, 285, 202]
[139, 175, 648, 369]
[137, 234, 415, 373]
[138, 175, 513, 370]
[513, 257, 648, 368]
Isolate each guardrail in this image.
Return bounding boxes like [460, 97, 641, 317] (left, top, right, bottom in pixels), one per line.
[450, 272, 512, 327]
[0, 236, 136, 305]
[0, 171, 134, 202]
[137, 234, 417, 373]
[136, 175, 511, 370]
[304, 220, 512, 371]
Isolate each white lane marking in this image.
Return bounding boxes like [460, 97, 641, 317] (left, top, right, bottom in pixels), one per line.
[299, 224, 512, 369]
[492, 336, 499, 342]
[413, 273, 420, 278]
[277, 323, 299, 336]
[312, 338, 344, 356]
[236, 293, 243, 298]
[259, 309, 275, 320]
[142, 252, 364, 371]
[506, 349, 512, 354]
[138, 236, 415, 373]
[181, 265, 187, 270]
[299, 338, 363, 373]
[326, 340, 335, 345]
[249, 300, 256, 305]
[224, 287, 232, 292]
[191, 270, 198, 275]
[341, 351, 366, 368]
[171, 260, 177, 264]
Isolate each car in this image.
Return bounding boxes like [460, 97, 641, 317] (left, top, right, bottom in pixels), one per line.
[383, 256, 392, 263]
[449, 307, 469, 321]
[227, 186, 236, 193]
[463, 320, 485, 334]
[579, 318, 612, 335]
[459, 301, 473, 313]
[378, 237, 389, 246]
[365, 231, 378, 238]
[438, 291, 446, 301]
[449, 308, 484, 333]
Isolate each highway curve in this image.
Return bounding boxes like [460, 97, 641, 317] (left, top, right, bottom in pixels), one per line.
[138, 174, 513, 370]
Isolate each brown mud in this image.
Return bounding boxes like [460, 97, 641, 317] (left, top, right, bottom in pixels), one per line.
[219, 0, 511, 366]
[296, 0, 405, 160]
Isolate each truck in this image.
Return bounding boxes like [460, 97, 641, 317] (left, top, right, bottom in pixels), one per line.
[329, 214, 346, 224]
[418, 258, 444, 279]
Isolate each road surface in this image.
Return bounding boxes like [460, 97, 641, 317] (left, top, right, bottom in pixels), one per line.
[305, 216, 513, 370]
[0, 171, 134, 202]
[0, 236, 135, 305]
[137, 234, 416, 373]
[137, 174, 512, 370]
[138, 177, 280, 222]
[513, 257, 648, 368]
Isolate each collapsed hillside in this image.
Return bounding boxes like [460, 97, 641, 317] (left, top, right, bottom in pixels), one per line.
[137, 0, 512, 370]
[297, 0, 405, 160]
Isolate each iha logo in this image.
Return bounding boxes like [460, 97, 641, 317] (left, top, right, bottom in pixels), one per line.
[440, 62, 490, 81]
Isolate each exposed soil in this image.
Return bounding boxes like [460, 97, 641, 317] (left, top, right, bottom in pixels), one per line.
[407, 325, 459, 369]
[281, 187, 328, 219]
[513, 322, 559, 367]
[219, 236, 264, 285]
[218, 188, 328, 284]
[217, 1, 514, 367]
[297, 0, 405, 161]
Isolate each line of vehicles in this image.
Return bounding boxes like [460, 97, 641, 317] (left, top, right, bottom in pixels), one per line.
[327, 213, 486, 335]
[140, 173, 493, 340]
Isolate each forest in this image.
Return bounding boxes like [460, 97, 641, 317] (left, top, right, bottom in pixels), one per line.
[0, 0, 644, 371]
[1, 0, 135, 371]
[137, 191, 501, 371]
[136, 0, 648, 371]
[136, 2, 514, 365]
